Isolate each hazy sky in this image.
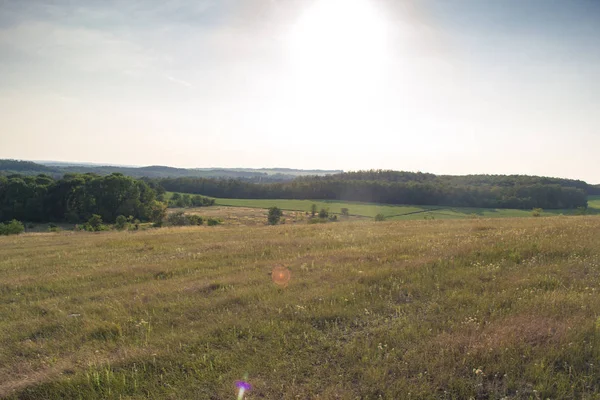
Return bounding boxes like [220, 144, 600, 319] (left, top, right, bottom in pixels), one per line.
[1, 0, 599, 182]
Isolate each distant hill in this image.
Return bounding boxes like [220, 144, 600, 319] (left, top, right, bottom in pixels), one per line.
[0, 160, 342, 181]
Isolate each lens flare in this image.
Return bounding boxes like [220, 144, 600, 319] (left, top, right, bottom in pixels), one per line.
[236, 380, 251, 400]
[272, 266, 291, 287]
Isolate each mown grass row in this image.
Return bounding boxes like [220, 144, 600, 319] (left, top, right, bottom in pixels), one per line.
[1, 217, 599, 399]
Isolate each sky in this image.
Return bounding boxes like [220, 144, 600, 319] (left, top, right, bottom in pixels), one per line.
[0, 0, 599, 183]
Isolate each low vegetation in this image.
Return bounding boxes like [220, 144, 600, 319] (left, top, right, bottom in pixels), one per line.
[1, 217, 599, 398]
[0, 219, 24, 235]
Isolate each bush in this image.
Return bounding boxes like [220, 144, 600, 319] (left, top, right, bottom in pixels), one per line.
[328, 215, 338, 222]
[374, 214, 386, 221]
[167, 211, 188, 226]
[191, 195, 215, 207]
[84, 214, 107, 232]
[0, 219, 25, 235]
[115, 215, 128, 230]
[341, 208, 350, 217]
[207, 218, 221, 226]
[187, 215, 204, 226]
[532, 208, 543, 217]
[48, 223, 61, 233]
[308, 218, 327, 224]
[318, 208, 329, 219]
[268, 207, 283, 225]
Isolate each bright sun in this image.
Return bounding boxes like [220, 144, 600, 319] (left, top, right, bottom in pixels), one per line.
[288, 0, 389, 86]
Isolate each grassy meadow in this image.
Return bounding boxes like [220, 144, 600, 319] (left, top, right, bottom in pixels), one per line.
[1, 217, 600, 399]
[209, 196, 600, 220]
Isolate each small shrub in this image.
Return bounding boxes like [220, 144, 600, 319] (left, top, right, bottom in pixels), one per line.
[0, 220, 25, 235]
[319, 208, 329, 219]
[187, 215, 204, 226]
[115, 215, 128, 230]
[374, 214, 386, 221]
[168, 211, 188, 226]
[84, 214, 106, 232]
[532, 208, 543, 217]
[48, 223, 61, 233]
[308, 218, 327, 224]
[341, 208, 350, 217]
[207, 218, 221, 226]
[328, 215, 338, 222]
[268, 207, 283, 225]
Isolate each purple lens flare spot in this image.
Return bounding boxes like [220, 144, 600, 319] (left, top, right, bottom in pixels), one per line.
[236, 381, 251, 391]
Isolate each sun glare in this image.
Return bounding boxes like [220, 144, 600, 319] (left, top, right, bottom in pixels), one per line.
[288, 0, 389, 88]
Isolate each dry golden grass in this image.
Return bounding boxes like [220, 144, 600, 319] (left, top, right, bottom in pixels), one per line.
[1, 217, 599, 399]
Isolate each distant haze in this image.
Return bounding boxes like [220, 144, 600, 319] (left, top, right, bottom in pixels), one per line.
[0, 0, 599, 183]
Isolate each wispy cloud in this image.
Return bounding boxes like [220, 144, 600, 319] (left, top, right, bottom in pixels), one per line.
[165, 75, 193, 88]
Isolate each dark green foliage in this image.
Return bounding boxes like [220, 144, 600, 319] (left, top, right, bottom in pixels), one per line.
[153, 170, 589, 210]
[168, 193, 214, 208]
[187, 215, 204, 226]
[0, 173, 161, 223]
[166, 212, 204, 227]
[268, 207, 283, 225]
[206, 218, 221, 226]
[84, 214, 106, 232]
[328, 214, 338, 222]
[341, 208, 350, 217]
[115, 215, 128, 230]
[374, 214, 386, 221]
[318, 208, 329, 219]
[0, 219, 24, 235]
[167, 211, 188, 226]
[532, 208, 543, 217]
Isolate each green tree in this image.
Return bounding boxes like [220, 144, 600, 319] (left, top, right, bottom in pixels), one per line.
[115, 215, 128, 230]
[311, 204, 317, 217]
[319, 208, 329, 219]
[268, 206, 283, 225]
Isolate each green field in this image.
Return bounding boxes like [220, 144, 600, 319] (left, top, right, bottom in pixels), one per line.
[2, 217, 600, 398]
[589, 195, 600, 210]
[211, 197, 599, 220]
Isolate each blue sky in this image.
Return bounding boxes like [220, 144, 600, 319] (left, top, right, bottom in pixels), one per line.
[0, 0, 599, 183]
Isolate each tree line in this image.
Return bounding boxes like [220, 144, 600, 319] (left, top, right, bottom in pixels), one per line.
[155, 172, 589, 210]
[0, 173, 166, 223]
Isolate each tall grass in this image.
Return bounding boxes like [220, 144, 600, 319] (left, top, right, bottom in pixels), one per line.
[1, 217, 599, 399]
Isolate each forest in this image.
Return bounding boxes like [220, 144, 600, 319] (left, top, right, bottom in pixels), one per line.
[0, 169, 593, 224]
[0, 173, 165, 223]
[155, 170, 590, 210]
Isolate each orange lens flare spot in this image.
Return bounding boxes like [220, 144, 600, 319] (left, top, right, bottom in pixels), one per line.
[272, 266, 291, 287]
